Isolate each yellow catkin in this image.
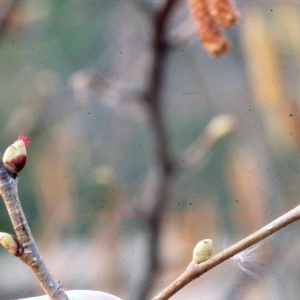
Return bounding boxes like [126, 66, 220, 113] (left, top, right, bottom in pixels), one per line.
[206, 0, 239, 28]
[188, 0, 230, 57]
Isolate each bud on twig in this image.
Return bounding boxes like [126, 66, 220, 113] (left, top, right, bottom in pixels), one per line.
[0, 232, 23, 257]
[192, 239, 212, 264]
[2, 134, 31, 178]
[204, 114, 240, 141]
[183, 114, 240, 168]
[94, 166, 115, 188]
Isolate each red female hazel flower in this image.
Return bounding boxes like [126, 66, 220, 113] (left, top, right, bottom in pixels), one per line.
[2, 134, 31, 178]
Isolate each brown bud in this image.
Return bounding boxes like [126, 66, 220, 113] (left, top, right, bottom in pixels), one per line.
[0, 232, 23, 257]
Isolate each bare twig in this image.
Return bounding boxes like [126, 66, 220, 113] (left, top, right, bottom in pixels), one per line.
[0, 157, 68, 300]
[152, 204, 300, 299]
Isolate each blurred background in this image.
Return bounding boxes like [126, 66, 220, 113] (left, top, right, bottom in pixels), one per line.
[0, 0, 300, 299]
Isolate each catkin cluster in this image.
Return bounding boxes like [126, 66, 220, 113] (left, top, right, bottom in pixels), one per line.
[188, 0, 239, 57]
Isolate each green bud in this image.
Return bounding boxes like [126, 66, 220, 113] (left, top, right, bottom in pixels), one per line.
[192, 239, 212, 264]
[0, 232, 23, 257]
[205, 115, 239, 141]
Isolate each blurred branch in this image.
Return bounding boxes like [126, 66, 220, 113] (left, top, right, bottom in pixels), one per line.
[122, 1, 179, 299]
[71, 71, 143, 104]
[139, 0, 180, 211]
[143, 0, 179, 173]
[0, 0, 18, 37]
[133, 114, 240, 215]
[0, 157, 68, 300]
[152, 204, 300, 299]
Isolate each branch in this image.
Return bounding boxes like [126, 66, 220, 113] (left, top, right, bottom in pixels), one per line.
[143, 0, 179, 174]
[120, 1, 180, 299]
[152, 204, 300, 299]
[0, 157, 68, 300]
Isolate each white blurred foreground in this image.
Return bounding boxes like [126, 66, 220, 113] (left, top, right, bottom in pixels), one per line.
[21, 290, 122, 300]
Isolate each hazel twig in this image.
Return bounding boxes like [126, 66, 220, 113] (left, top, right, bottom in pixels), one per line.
[0, 155, 68, 300]
[152, 204, 300, 300]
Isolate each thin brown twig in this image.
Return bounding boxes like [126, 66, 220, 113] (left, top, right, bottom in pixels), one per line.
[152, 204, 300, 299]
[0, 157, 68, 300]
